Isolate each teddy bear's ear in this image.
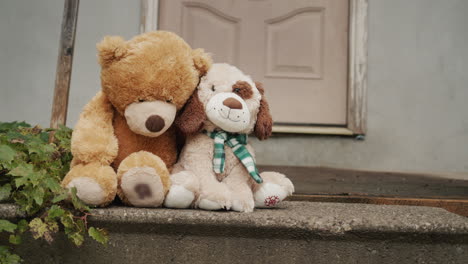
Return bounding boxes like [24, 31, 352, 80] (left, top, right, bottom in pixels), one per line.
[192, 48, 212, 76]
[254, 82, 273, 140]
[96, 36, 128, 67]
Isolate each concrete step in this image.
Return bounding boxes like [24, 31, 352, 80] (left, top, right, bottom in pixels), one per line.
[1, 201, 468, 264]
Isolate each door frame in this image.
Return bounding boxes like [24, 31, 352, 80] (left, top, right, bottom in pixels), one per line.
[140, 0, 368, 136]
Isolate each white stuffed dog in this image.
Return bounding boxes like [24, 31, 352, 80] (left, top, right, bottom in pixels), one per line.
[164, 63, 294, 212]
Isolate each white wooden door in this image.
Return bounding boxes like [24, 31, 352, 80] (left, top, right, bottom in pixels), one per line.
[159, 0, 349, 125]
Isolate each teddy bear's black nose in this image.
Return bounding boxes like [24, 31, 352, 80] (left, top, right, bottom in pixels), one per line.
[145, 115, 165, 132]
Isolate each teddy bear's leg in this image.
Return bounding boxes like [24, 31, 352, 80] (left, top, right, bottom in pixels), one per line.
[253, 172, 294, 208]
[117, 151, 170, 207]
[164, 169, 199, 209]
[61, 162, 117, 207]
[222, 166, 255, 213]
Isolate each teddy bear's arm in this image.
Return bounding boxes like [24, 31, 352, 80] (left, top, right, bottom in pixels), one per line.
[70, 91, 118, 165]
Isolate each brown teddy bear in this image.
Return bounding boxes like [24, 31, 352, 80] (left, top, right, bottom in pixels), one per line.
[61, 31, 212, 207]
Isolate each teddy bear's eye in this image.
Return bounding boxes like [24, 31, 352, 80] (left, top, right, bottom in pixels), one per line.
[166, 99, 173, 103]
[233, 88, 241, 93]
[211, 85, 215, 92]
[138, 99, 145, 102]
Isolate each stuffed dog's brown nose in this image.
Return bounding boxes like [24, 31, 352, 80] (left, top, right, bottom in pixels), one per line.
[145, 115, 165, 132]
[223, 98, 243, 110]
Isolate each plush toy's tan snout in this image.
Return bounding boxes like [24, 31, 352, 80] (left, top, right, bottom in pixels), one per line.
[124, 100, 176, 137]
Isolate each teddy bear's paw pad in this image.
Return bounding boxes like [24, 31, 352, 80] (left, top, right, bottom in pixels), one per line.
[231, 198, 254, 213]
[198, 198, 228, 211]
[121, 167, 165, 207]
[66, 177, 105, 206]
[254, 182, 288, 208]
[164, 185, 195, 208]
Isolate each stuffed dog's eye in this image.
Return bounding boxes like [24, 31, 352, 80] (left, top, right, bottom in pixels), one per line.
[138, 99, 145, 102]
[166, 99, 173, 103]
[211, 85, 215, 91]
[233, 88, 241, 93]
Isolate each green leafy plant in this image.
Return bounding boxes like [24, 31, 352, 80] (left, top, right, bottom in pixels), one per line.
[0, 121, 108, 263]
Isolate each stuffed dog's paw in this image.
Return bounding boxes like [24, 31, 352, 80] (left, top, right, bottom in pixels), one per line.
[231, 197, 255, 213]
[197, 185, 232, 211]
[254, 183, 286, 208]
[164, 171, 199, 208]
[198, 199, 226, 210]
[254, 172, 294, 208]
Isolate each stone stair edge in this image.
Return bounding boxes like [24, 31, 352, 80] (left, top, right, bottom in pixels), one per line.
[1, 201, 468, 237]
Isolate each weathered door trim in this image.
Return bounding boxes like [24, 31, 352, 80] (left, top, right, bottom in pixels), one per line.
[140, 0, 159, 33]
[140, 0, 368, 135]
[347, 0, 368, 135]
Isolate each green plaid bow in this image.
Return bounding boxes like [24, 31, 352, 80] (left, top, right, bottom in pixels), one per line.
[206, 131, 263, 184]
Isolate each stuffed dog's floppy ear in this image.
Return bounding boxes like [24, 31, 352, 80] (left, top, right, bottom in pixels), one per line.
[176, 90, 207, 136]
[254, 82, 273, 140]
[97, 36, 128, 68]
[192, 48, 212, 76]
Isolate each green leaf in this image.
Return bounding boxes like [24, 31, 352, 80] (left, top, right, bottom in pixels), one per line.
[9, 163, 33, 177]
[46, 220, 59, 234]
[28, 218, 57, 244]
[53, 125, 72, 148]
[0, 145, 16, 163]
[51, 191, 68, 203]
[0, 121, 30, 132]
[70, 187, 90, 212]
[88, 227, 109, 245]
[47, 205, 65, 219]
[5, 254, 22, 264]
[9, 163, 41, 187]
[16, 220, 28, 234]
[0, 184, 12, 201]
[0, 220, 17, 234]
[0, 220, 17, 233]
[31, 186, 45, 206]
[9, 234, 22, 245]
[67, 232, 84, 247]
[60, 214, 87, 247]
[13, 177, 28, 189]
[59, 214, 74, 229]
[27, 141, 55, 156]
[0, 245, 22, 264]
[28, 218, 47, 239]
[0, 246, 8, 255]
[44, 178, 61, 193]
[39, 132, 49, 143]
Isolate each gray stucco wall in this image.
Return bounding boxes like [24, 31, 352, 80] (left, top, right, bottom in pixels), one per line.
[0, 0, 139, 127]
[0, 0, 467, 175]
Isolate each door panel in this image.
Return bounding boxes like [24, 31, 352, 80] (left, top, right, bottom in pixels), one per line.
[159, 0, 349, 125]
[265, 8, 324, 79]
[181, 3, 240, 64]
